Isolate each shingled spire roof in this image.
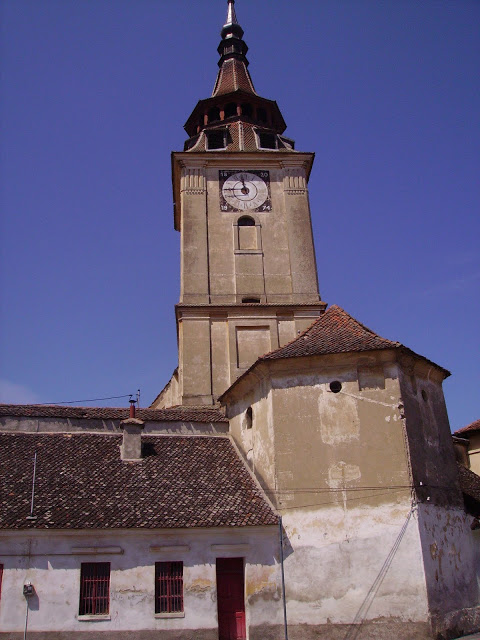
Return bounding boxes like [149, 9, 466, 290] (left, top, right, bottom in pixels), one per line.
[182, 0, 289, 151]
[212, 0, 257, 97]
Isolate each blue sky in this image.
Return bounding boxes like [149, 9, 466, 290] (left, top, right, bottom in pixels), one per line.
[0, 0, 478, 431]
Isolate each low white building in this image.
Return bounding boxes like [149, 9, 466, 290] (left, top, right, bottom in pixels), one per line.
[0, 408, 281, 640]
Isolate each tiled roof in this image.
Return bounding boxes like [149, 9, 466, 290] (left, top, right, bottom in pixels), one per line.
[0, 404, 226, 423]
[457, 463, 480, 517]
[263, 305, 399, 360]
[188, 121, 296, 154]
[212, 58, 257, 97]
[0, 433, 277, 529]
[458, 464, 480, 503]
[454, 419, 480, 437]
[219, 304, 449, 400]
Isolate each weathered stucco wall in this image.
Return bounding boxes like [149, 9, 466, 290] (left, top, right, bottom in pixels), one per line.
[173, 152, 326, 405]
[224, 349, 480, 638]
[397, 362, 480, 635]
[399, 364, 462, 509]
[226, 352, 436, 636]
[0, 527, 280, 638]
[0, 415, 228, 435]
[279, 502, 431, 639]
[468, 433, 480, 475]
[416, 503, 480, 638]
[229, 351, 412, 512]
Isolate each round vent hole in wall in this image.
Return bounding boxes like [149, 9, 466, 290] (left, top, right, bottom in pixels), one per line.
[330, 381, 342, 394]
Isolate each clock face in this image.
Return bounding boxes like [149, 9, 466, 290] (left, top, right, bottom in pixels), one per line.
[219, 170, 271, 212]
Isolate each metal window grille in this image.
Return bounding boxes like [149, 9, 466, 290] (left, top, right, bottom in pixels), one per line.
[155, 561, 183, 613]
[79, 562, 110, 616]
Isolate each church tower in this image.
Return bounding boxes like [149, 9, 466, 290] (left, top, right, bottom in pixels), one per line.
[157, 1, 326, 407]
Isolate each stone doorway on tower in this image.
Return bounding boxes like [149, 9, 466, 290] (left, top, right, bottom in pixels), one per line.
[234, 215, 265, 304]
[216, 558, 246, 640]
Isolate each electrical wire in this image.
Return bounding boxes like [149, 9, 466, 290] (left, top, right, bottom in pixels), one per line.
[37, 394, 134, 405]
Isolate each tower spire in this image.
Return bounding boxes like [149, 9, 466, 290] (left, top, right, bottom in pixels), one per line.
[225, 0, 239, 27]
[182, 0, 289, 151]
[217, 0, 248, 71]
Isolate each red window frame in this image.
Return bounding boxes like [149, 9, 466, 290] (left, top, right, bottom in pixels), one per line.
[79, 562, 110, 616]
[155, 561, 183, 614]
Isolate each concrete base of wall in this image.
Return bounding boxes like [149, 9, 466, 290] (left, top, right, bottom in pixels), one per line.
[0, 632, 218, 640]
[250, 621, 432, 640]
[4, 616, 477, 640]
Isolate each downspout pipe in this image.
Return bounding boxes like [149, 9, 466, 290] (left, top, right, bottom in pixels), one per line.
[279, 516, 289, 640]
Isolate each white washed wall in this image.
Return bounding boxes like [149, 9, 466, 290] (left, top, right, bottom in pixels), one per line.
[0, 526, 280, 635]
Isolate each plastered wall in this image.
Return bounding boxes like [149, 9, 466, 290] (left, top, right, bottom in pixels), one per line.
[0, 527, 280, 638]
[224, 350, 480, 637]
[173, 152, 325, 406]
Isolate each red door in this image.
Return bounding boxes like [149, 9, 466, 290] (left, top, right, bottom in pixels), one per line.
[216, 558, 246, 640]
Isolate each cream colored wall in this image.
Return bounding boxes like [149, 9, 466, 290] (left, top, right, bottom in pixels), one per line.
[229, 352, 411, 511]
[468, 432, 480, 475]
[176, 306, 323, 405]
[173, 152, 325, 406]
[279, 499, 430, 629]
[225, 352, 437, 631]
[224, 351, 480, 637]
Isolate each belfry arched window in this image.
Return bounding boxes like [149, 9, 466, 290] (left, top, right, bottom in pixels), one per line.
[241, 103, 253, 118]
[237, 216, 255, 227]
[224, 102, 237, 118]
[236, 216, 257, 251]
[208, 106, 220, 123]
[257, 107, 267, 124]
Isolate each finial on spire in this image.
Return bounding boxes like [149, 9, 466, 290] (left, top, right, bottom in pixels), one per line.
[225, 0, 239, 27]
[221, 0, 243, 41]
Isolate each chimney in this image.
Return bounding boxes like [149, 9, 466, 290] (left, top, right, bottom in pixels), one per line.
[120, 401, 145, 461]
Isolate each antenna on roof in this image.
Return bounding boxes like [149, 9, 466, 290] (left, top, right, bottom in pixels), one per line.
[26, 451, 38, 521]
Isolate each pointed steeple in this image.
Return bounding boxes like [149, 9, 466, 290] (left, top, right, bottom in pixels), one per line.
[225, 0, 239, 30]
[182, 0, 292, 151]
[213, 0, 255, 96]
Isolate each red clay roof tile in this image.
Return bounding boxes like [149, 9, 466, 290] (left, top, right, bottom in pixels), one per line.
[220, 304, 449, 400]
[455, 419, 480, 437]
[0, 433, 277, 529]
[0, 404, 226, 423]
[263, 304, 399, 360]
[212, 58, 257, 97]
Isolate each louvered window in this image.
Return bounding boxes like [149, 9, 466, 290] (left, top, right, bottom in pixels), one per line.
[79, 562, 110, 616]
[155, 562, 183, 614]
